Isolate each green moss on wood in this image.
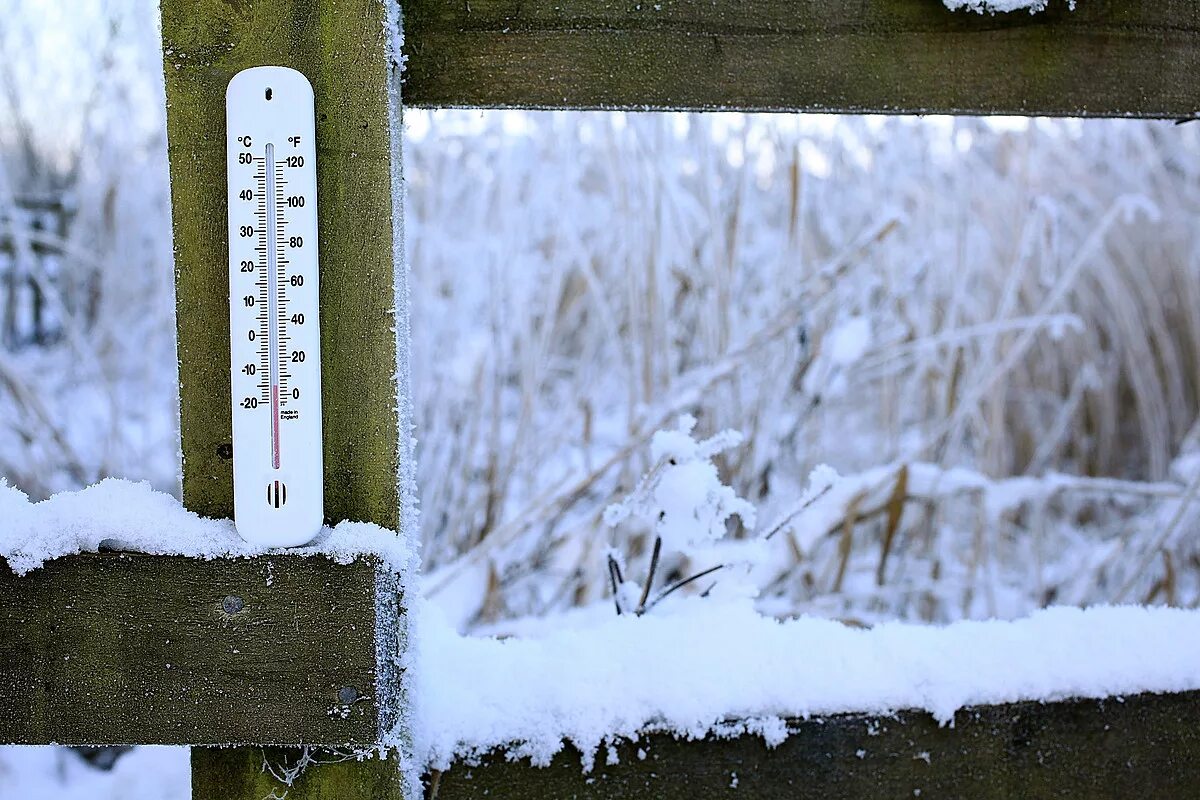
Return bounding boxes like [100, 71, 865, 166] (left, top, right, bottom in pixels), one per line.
[192, 747, 405, 800]
[161, 0, 402, 796]
[162, 0, 400, 530]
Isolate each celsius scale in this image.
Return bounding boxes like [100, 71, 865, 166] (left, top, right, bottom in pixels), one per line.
[225, 66, 323, 547]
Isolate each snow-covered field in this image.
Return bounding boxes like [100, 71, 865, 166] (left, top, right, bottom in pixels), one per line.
[3, 0, 1200, 797]
[411, 112, 1200, 629]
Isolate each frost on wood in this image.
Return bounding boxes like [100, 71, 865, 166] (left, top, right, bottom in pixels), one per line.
[0, 478, 414, 575]
[943, 0, 1076, 12]
[413, 600, 1200, 771]
[383, 3, 423, 797]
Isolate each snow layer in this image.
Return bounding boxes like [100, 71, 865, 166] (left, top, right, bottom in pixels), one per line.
[0, 478, 412, 574]
[415, 599, 1200, 769]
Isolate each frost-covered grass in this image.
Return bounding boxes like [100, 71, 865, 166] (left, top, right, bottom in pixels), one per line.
[6, 3, 1200, 633]
[410, 113, 1200, 630]
[0, 0, 177, 500]
[6, 102, 1200, 628]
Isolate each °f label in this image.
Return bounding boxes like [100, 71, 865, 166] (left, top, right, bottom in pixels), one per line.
[226, 66, 323, 547]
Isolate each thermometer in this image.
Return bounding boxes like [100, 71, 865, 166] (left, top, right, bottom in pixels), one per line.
[226, 66, 323, 546]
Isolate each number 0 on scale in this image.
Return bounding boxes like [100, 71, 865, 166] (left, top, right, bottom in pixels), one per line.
[226, 67, 323, 546]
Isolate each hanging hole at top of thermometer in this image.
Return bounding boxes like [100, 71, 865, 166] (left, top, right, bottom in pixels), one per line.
[226, 66, 323, 547]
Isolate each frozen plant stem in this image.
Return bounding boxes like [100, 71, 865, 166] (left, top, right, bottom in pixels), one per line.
[635, 536, 663, 615]
[762, 484, 833, 541]
[646, 563, 728, 614]
[607, 553, 625, 614]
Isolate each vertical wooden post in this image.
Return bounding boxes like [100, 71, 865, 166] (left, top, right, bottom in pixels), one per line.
[160, 0, 410, 796]
[162, 0, 403, 528]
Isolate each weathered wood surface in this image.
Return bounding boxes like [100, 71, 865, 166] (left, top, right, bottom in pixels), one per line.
[161, 0, 407, 794]
[401, 0, 1200, 117]
[163, 0, 402, 530]
[427, 690, 1200, 799]
[0, 552, 394, 746]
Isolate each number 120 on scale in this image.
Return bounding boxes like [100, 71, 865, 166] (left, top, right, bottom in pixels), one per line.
[226, 66, 323, 547]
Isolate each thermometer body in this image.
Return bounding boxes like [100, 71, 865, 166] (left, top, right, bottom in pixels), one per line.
[226, 66, 323, 546]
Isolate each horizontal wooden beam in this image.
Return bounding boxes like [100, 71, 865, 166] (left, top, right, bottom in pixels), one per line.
[0, 553, 401, 746]
[427, 690, 1200, 799]
[400, 0, 1200, 117]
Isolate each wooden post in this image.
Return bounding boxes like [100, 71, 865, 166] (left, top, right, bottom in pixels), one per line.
[159, 0, 410, 797]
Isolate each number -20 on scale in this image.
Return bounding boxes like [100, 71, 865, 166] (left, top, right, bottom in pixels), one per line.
[226, 66, 323, 546]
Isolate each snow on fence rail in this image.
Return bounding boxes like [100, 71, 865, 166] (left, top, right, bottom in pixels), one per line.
[7, 479, 1200, 765]
[4, 479, 1200, 796]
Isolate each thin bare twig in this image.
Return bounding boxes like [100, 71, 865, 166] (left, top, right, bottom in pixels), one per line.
[1114, 467, 1200, 602]
[607, 554, 625, 615]
[644, 563, 727, 614]
[635, 536, 663, 614]
[762, 484, 833, 541]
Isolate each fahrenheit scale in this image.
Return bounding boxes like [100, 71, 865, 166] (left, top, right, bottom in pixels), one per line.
[226, 67, 323, 546]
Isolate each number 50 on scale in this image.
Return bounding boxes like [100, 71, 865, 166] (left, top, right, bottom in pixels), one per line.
[226, 66, 323, 547]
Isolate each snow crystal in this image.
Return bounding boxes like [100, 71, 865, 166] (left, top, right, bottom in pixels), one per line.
[414, 598, 1200, 770]
[0, 478, 413, 574]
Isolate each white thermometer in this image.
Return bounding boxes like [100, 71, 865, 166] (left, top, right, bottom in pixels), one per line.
[226, 66, 323, 546]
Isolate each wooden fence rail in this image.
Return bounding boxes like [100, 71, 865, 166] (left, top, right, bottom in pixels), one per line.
[0, 553, 400, 747]
[428, 690, 1200, 800]
[401, 0, 1200, 117]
